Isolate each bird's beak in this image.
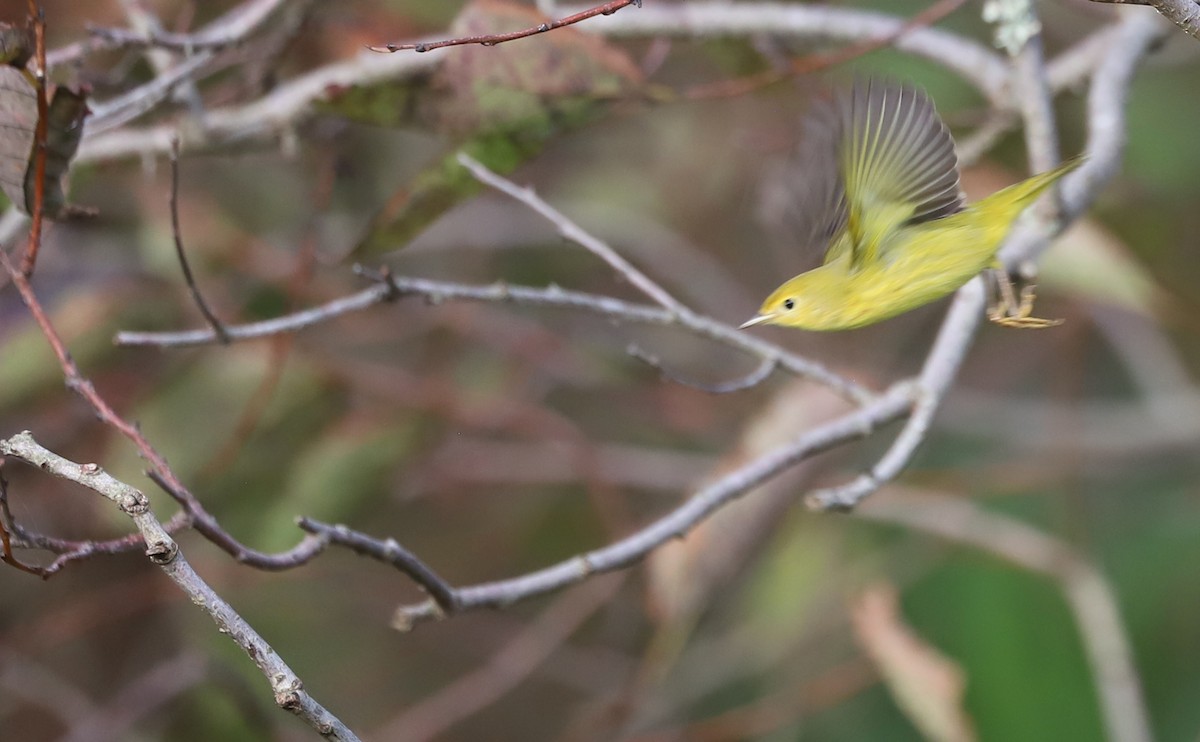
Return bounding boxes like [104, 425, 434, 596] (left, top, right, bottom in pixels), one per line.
[739, 314, 773, 329]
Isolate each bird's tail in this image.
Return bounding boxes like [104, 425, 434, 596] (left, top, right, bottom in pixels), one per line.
[973, 155, 1085, 224]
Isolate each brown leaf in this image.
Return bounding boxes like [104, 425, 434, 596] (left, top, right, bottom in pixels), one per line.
[31, 85, 89, 218]
[0, 65, 36, 211]
[0, 63, 88, 218]
[0, 22, 32, 67]
[851, 584, 977, 742]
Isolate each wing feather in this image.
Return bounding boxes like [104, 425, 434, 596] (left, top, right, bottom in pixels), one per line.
[834, 79, 964, 268]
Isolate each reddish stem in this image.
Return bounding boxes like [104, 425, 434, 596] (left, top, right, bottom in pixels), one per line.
[368, 0, 641, 53]
[19, 1, 48, 277]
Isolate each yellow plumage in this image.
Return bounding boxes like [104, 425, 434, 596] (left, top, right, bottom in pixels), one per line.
[743, 80, 1082, 332]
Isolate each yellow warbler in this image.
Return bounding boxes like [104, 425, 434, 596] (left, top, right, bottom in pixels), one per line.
[741, 79, 1082, 332]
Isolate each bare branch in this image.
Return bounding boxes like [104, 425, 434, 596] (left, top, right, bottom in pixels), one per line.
[1001, 10, 1168, 266]
[956, 110, 1020, 167]
[116, 270, 874, 404]
[0, 475, 49, 577]
[1090, 0, 1200, 41]
[84, 51, 216, 135]
[76, 47, 440, 164]
[458, 152, 687, 314]
[49, 0, 293, 67]
[391, 382, 915, 628]
[1013, 34, 1061, 174]
[0, 250, 328, 574]
[92, 0, 292, 52]
[116, 0, 204, 115]
[806, 279, 986, 510]
[958, 23, 1127, 166]
[1, 467, 195, 574]
[146, 472, 330, 571]
[76, 2, 1007, 164]
[557, 1, 1010, 104]
[627, 344, 777, 394]
[297, 519, 457, 615]
[0, 432, 361, 741]
[685, 0, 969, 100]
[1046, 24, 1124, 92]
[369, 0, 643, 53]
[166, 139, 229, 343]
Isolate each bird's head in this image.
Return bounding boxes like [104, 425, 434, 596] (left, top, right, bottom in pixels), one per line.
[740, 277, 822, 329]
[739, 270, 852, 331]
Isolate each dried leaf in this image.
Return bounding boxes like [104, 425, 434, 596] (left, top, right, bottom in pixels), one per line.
[0, 22, 32, 67]
[851, 584, 976, 742]
[29, 86, 89, 218]
[0, 65, 36, 210]
[0, 65, 88, 217]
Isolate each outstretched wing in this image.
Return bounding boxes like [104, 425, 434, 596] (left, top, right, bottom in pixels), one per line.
[831, 79, 964, 269]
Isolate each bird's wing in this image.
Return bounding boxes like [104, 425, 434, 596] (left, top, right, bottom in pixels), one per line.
[833, 79, 964, 269]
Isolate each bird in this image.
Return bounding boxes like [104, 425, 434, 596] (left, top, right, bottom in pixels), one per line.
[740, 78, 1082, 332]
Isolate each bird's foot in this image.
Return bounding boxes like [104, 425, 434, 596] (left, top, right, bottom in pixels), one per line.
[987, 272, 1063, 329]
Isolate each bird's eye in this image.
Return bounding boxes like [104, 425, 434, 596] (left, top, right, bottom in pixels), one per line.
[783, 298, 795, 310]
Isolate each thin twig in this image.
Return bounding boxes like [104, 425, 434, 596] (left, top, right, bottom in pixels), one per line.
[49, 0, 291, 67]
[19, 0, 48, 277]
[75, 3, 1003, 164]
[627, 344, 777, 394]
[457, 152, 688, 315]
[147, 472, 329, 571]
[1090, 0, 1200, 40]
[806, 279, 986, 511]
[390, 382, 914, 628]
[1008, 12, 1065, 295]
[298, 519, 457, 615]
[167, 138, 229, 343]
[554, 1, 1010, 104]
[85, 50, 216, 136]
[0, 249, 326, 574]
[195, 148, 333, 481]
[0, 433, 361, 741]
[685, 0, 968, 100]
[93, 0, 291, 51]
[118, 1, 203, 115]
[368, 0, 643, 53]
[906, 22, 1119, 167]
[116, 270, 874, 404]
[1000, 10, 1168, 266]
[0, 468, 194, 574]
[1013, 33, 1061, 174]
[0, 475, 49, 577]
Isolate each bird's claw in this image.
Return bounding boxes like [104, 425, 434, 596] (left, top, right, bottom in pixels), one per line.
[987, 272, 1062, 329]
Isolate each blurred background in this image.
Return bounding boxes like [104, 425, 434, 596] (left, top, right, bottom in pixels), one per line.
[0, 0, 1198, 740]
